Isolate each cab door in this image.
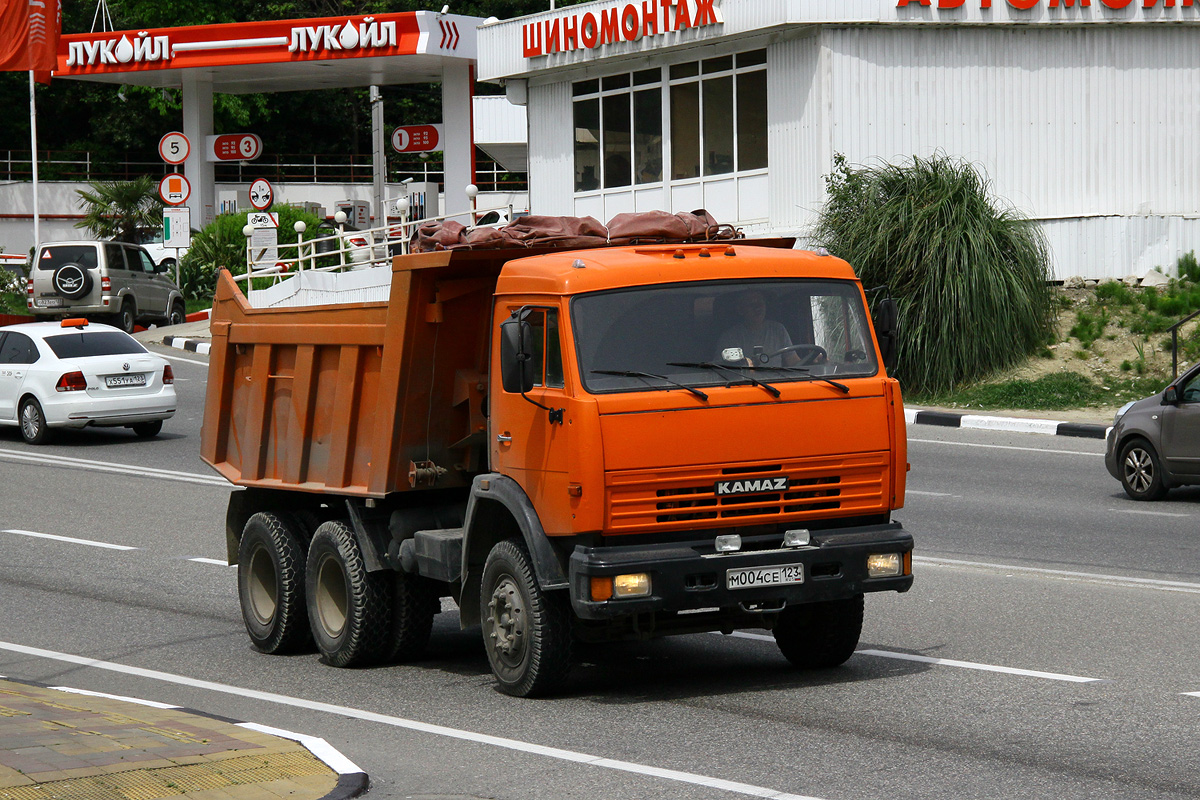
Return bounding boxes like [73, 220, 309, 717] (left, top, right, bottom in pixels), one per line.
[489, 303, 575, 533]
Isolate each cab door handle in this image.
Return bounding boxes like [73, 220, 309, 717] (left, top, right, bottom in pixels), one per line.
[496, 433, 512, 443]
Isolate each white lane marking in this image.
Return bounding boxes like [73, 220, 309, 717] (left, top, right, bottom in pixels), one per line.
[164, 353, 209, 367]
[909, 438, 1103, 458]
[0, 447, 229, 488]
[2, 529, 136, 551]
[0, 641, 826, 800]
[50, 685, 181, 709]
[189, 557, 232, 566]
[723, 632, 1101, 683]
[1184, 691, 1200, 699]
[239, 722, 363, 775]
[1107, 508, 1191, 518]
[906, 490, 959, 497]
[855, 650, 1101, 683]
[914, 556, 1200, 595]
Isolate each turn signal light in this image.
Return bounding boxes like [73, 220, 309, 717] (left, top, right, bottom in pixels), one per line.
[590, 577, 613, 602]
[26, 279, 32, 295]
[56, 371, 87, 392]
[101, 276, 111, 291]
[163, 365, 175, 385]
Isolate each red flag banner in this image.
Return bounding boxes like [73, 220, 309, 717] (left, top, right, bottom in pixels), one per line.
[0, 0, 62, 82]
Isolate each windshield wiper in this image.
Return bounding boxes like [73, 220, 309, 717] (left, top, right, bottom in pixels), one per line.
[666, 362, 781, 398]
[591, 370, 709, 401]
[751, 366, 851, 394]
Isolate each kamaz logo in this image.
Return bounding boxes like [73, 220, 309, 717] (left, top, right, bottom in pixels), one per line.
[714, 477, 790, 495]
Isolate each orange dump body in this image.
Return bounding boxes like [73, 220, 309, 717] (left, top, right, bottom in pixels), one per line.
[201, 249, 507, 497]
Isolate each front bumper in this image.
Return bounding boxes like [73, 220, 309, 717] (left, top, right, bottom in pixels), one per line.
[568, 522, 913, 621]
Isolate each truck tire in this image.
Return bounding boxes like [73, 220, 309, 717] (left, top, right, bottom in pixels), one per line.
[387, 573, 439, 663]
[237, 512, 312, 654]
[773, 595, 864, 669]
[306, 520, 392, 667]
[480, 539, 572, 697]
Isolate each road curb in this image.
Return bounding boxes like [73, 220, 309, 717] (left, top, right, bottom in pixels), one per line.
[0, 676, 368, 800]
[905, 408, 1111, 440]
[162, 335, 211, 355]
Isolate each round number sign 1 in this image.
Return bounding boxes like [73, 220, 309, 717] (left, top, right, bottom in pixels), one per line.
[249, 178, 273, 211]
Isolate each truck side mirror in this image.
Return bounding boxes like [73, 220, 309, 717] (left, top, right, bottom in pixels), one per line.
[500, 312, 536, 394]
[874, 297, 899, 372]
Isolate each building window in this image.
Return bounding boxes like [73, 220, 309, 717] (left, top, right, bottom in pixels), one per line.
[571, 49, 767, 193]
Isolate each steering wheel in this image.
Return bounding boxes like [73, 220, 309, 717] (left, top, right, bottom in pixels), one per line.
[844, 349, 868, 363]
[768, 344, 827, 366]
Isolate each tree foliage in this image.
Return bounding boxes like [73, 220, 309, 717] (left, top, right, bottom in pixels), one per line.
[811, 154, 1056, 395]
[74, 176, 163, 242]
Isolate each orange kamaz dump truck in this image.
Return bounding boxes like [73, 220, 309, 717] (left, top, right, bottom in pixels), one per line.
[201, 237, 913, 696]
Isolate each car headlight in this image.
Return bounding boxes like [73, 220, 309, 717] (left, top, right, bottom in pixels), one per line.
[1114, 401, 1136, 425]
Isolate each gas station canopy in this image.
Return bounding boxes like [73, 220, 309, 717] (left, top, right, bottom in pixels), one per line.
[52, 11, 486, 225]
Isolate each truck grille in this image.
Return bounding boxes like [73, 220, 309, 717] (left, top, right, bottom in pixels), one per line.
[605, 453, 889, 533]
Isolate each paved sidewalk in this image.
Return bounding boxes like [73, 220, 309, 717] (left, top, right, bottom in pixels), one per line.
[0, 678, 365, 800]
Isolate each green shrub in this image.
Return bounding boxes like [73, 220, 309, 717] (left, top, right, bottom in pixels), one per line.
[1177, 251, 1200, 282]
[1095, 280, 1133, 306]
[1069, 309, 1108, 349]
[811, 153, 1055, 394]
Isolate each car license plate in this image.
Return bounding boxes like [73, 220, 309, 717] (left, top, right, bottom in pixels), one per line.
[36, 298, 63, 308]
[105, 374, 146, 388]
[727, 563, 804, 590]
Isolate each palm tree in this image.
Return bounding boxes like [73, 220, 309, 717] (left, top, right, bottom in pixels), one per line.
[75, 176, 163, 243]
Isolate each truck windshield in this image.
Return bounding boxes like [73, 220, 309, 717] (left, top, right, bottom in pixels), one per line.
[572, 280, 879, 395]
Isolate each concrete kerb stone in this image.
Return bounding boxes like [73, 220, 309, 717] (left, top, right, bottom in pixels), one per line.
[906, 407, 1112, 440]
[0, 676, 367, 800]
[162, 335, 212, 355]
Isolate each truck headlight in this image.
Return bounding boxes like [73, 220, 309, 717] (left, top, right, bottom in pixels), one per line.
[613, 573, 651, 598]
[867, 553, 902, 578]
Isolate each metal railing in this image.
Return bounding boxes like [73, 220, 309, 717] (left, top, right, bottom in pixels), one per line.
[237, 203, 514, 288]
[1, 149, 527, 192]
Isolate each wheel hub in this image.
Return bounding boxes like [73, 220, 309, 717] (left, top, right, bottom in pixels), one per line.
[20, 405, 39, 439]
[486, 577, 525, 662]
[1124, 449, 1152, 492]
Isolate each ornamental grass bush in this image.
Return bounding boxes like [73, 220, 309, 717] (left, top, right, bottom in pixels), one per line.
[811, 154, 1056, 395]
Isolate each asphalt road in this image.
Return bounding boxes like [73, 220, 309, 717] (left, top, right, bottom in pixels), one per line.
[1, 346, 1197, 800]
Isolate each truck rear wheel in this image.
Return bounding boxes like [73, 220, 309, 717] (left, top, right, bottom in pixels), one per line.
[387, 573, 439, 663]
[480, 539, 572, 697]
[306, 520, 392, 667]
[238, 512, 313, 654]
[773, 595, 864, 669]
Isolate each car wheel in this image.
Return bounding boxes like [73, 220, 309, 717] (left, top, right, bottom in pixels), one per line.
[1120, 438, 1168, 501]
[167, 302, 186, 327]
[115, 299, 135, 333]
[773, 595, 864, 669]
[238, 512, 313, 654]
[480, 538, 572, 697]
[387, 572, 439, 663]
[18, 397, 50, 445]
[305, 520, 392, 667]
[131, 420, 163, 438]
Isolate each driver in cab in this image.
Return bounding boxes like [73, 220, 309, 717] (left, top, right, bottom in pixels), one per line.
[716, 290, 801, 368]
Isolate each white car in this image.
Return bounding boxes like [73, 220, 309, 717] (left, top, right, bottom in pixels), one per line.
[0, 319, 176, 444]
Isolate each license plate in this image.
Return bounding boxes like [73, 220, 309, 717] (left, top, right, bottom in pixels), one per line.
[105, 374, 146, 388]
[727, 563, 804, 590]
[36, 298, 63, 308]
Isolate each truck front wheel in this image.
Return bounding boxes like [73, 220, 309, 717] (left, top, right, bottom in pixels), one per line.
[480, 539, 572, 697]
[238, 512, 313, 654]
[305, 520, 392, 667]
[773, 595, 864, 669]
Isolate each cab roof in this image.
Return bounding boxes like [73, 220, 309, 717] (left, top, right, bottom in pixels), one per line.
[493, 244, 861, 296]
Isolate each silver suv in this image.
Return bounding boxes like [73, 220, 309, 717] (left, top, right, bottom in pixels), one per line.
[28, 241, 186, 333]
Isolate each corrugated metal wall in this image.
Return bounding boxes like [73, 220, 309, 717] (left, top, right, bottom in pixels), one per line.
[795, 25, 1200, 279]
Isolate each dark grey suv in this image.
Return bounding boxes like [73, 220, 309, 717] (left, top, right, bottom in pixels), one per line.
[1105, 364, 1200, 500]
[29, 240, 186, 333]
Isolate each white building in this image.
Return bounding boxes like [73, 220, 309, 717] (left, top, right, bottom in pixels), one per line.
[477, 0, 1200, 280]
